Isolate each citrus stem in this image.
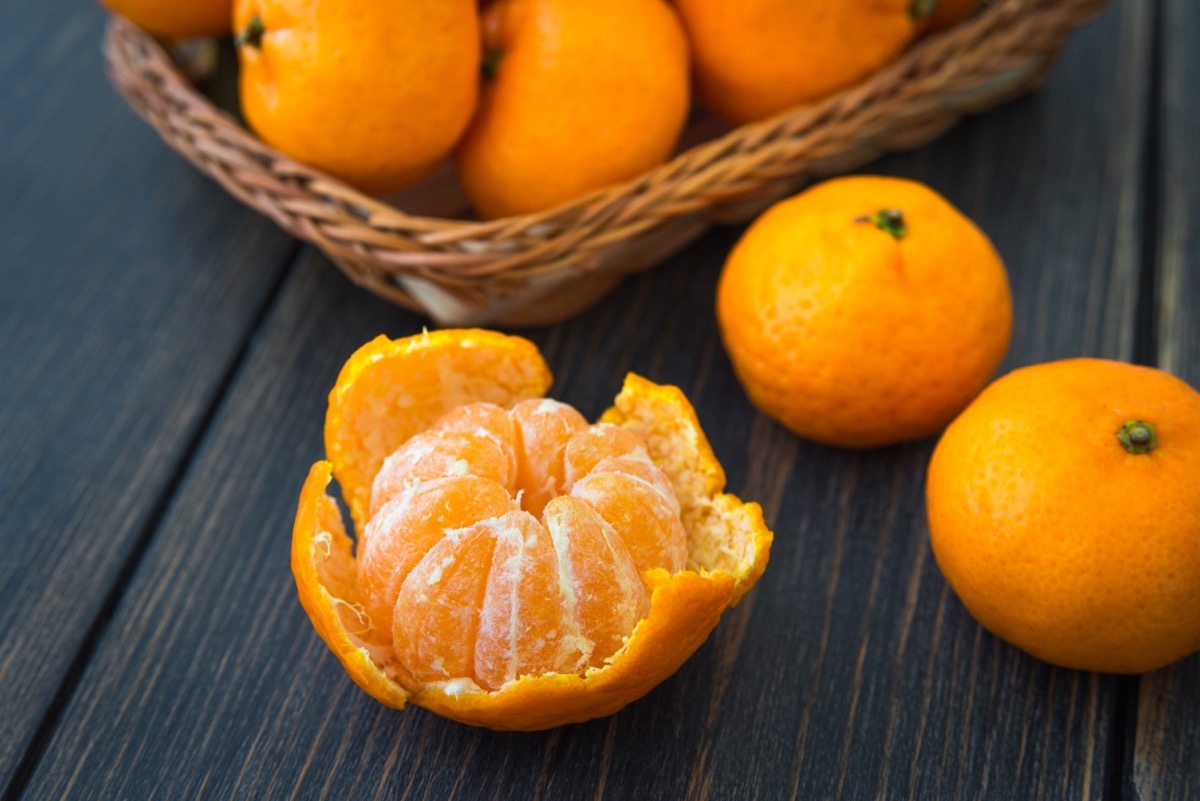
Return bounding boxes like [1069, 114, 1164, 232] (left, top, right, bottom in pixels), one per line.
[235, 15, 265, 49]
[855, 209, 908, 240]
[909, 0, 939, 19]
[1117, 420, 1158, 454]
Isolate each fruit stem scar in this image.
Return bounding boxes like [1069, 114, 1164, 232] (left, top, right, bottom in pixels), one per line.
[909, 0, 939, 19]
[1117, 420, 1158, 455]
[855, 209, 908, 240]
[481, 47, 504, 80]
[235, 15, 265, 49]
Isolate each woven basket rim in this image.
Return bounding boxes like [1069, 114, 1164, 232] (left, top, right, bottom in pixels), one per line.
[103, 0, 1109, 324]
[104, 0, 1107, 245]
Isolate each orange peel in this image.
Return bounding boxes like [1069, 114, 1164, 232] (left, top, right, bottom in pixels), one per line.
[293, 329, 772, 729]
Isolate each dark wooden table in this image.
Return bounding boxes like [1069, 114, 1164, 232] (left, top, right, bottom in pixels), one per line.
[3, 1, 1198, 799]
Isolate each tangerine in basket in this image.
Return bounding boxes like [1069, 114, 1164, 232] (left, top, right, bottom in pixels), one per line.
[233, 0, 479, 195]
[293, 330, 772, 728]
[674, 0, 935, 125]
[455, 0, 691, 218]
[926, 358, 1200, 674]
[716, 175, 1012, 449]
[99, 0, 232, 39]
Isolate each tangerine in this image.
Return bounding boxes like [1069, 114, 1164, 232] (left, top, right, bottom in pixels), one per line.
[455, 0, 691, 218]
[926, 358, 1200, 673]
[716, 175, 1013, 449]
[293, 330, 772, 728]
[674, 0, 933, 125]
[233, 0, 479, 195]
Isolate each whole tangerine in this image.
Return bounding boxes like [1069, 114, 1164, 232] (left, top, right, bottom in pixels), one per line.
[233, 0, 480, 195]
[926, 358, 1200, 673]
[716, 175, 1013, 449]
[673, 0, 934, 125]
[454, 0, 691, 218]
[100, 0, 232, 38]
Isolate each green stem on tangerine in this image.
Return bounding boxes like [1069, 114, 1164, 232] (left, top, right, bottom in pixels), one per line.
[1117, 420, 1158, 455]
[909, 0, 939, 20]
[235, 15, 265, 49]
[855, 209, 909, 240]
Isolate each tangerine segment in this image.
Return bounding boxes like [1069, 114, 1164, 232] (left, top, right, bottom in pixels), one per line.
[392, 519, 497, 686]
[474, 510, 585, 690]
[571, 462, 688, 579]
[511, 399, 588, 518]
[370, 430, 514, 517]
[562, 423, 648, 488]
[325, 330, 552, 534]
[433, 402, 520, 487]
[543, 496, 649, 668]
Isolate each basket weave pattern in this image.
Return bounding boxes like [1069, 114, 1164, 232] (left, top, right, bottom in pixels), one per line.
[105, 0, 1108, 326]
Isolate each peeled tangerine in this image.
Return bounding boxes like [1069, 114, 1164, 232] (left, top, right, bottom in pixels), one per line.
[293, 329, 772, 729]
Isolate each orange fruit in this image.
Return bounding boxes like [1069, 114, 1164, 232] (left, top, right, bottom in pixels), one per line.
[454, 0, 691, 218]
[293, 329, 772, 728]
[926, 358, 1200, 674]
[100, 0, 232, 38]
[716, 175, 1013, 449]
[674, 0, 934, 126]
[233, 0, 479, 195]
[927, 0, 982, 32]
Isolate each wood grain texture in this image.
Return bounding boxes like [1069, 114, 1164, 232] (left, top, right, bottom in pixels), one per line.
[16, 2, 1159, 800]
[0, 1, 295, 793]
[1132, 0, 1200, 798]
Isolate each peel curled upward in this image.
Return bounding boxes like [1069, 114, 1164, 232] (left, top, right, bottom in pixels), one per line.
[292, 329, 772, 729]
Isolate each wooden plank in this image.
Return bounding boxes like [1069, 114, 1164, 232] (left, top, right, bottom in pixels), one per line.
[0, 1, 295, 792]
[1132, 0, 1200, 798]
[18, 1, 1151, 798]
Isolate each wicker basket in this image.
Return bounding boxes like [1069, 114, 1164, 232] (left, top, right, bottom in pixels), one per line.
[105, 0, 1108, 327]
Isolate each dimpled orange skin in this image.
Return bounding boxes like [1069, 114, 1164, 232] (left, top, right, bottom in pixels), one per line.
[233, 0, 479, 195]
[673, 0, 927, 126]
[100, 0, 232, 38]
[926, 359, 1200, 674]
[455, 0, 691, 219]
[716, 176, 1013, 449]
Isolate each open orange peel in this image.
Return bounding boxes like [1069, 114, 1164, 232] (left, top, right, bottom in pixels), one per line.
[292, 329, 772, 729]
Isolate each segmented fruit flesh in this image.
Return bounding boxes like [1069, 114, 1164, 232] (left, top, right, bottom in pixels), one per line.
[357, 400, 688, 691]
